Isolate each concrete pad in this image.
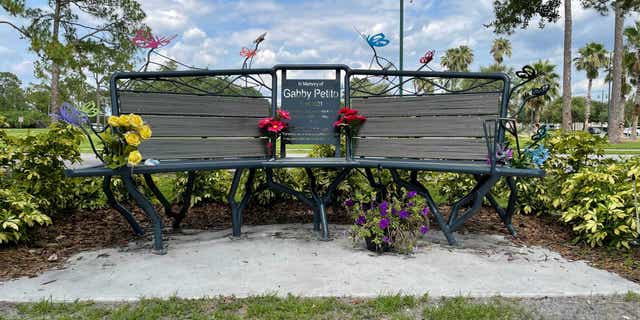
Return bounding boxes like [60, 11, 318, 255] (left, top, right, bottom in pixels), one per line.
[0, 224, 638, 302]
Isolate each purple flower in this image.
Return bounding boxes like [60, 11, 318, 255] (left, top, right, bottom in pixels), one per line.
[407, 191, 417, 198]
[379, 218, 390, 229]
[362, 203, 371, 211]
[355, 215, 366, 225]
[383, 236, 392, 244]
[379, 201, 389, 216]
[57, 102, 88, 127]
[344, 199, 355, 207]
[399, 210, 409, 219]
[422, 207, 430, 217]
[407, 201, 415, 207]
[391, 208, 398, 215]
[420, 225, 429, 234]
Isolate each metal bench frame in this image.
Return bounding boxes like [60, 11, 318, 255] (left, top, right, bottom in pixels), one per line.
[66, 64, 546, 254]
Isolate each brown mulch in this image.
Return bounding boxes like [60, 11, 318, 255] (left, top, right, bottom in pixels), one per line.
[1, 201, 639, 284]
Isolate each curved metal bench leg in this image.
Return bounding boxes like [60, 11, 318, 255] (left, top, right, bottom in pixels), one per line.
[365, 168, 388, 202]
[484, 176, 518, 236]
[390, 169, 457, 245]
[122, 175, 166, 255]
[175, 172, 196, 229]
[144, 172, 196, 230]
[228, 169, 257, 237]
[266, 168, 351, 241]
[103, 176, 145, 236]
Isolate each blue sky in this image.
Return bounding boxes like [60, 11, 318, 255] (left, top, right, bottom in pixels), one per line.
[1, 0, 639, 97]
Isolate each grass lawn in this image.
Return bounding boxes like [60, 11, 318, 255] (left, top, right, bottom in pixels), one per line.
[0, 295, 535, 320]
[2, 128, 99, 153]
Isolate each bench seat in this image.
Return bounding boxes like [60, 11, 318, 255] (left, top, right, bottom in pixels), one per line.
[65, 158, 267, 177]
[355, 158, 544, 177]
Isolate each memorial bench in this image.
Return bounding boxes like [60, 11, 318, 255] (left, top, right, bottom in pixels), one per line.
[66, 65, 546, 254]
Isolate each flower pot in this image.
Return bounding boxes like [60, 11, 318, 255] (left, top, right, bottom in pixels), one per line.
[364, 236, 392, 253]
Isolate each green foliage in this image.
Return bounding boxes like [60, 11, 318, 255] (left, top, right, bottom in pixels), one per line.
[429, 173, 476, 205]
[513, 131, 640, 249]
[0, 122, 106, 243]
[347, 185, 430, 254]
[487, 0, 561, 35]
[0, 109, 51, 128]
[177, 170, 233, 206]
[559, 160, 639, 249]
[0, 71, 27, 111]
[0, 187, 50, 244]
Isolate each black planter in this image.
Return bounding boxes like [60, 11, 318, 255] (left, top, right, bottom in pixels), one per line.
[364, 236, 392, 253]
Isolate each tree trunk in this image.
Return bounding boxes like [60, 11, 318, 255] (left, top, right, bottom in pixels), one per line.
[95, 74, 101, 125]
[584, 78, 592, 131]
[632, 89, 640, 140]
[49, 0, 61, 114]
[561, 0, 573, 131]
[534, 105, 541, 128]
[609, 2, 624, 144]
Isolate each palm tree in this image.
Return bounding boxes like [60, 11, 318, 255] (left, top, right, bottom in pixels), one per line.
[441, 45, 473, 89]
[524, 60, 560, 127]
[490, 38, 512, 65]
[624, 21, 640, 140]
[574, 42, 609, 132]
[441, 45, 474, 72]
[561, 0, 573, 132]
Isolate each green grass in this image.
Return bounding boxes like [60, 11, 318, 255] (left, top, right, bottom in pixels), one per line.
[0, 295, 534, 320]
[1, 128, 99, 153]
[623, 291, 640, 303]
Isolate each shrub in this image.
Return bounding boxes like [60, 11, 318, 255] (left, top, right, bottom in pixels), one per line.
[559, 160, 639, 249]
[0, 122, 107, 243]
[0, 110, 51, 128]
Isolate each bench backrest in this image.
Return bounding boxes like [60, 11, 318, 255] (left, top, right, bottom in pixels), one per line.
[350, 92, 501, 161]
[117, 92, 270, 160]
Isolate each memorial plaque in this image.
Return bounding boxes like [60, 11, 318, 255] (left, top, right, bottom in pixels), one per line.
[281, 71, 341, 145]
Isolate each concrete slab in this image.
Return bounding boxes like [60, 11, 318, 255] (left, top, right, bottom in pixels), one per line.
[0, 224, 638, 302]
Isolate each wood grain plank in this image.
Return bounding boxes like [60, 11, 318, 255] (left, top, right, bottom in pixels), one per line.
[358, 115, 495, 137]
[353, 137, 488, 160]
[139, 138, 268, 160]
[119, 92, 270, 117]
[143, 115, 261, 137]
[351, 92, 501, 117]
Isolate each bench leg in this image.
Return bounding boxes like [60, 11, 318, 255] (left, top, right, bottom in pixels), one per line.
[143, 172, 196, 230]
[390, 169, 458, 246]
[484, 176, 518, 236]
[266, 168, 351, 241]
[103, 176, 145, 237]
[364, 168, 388, 202]
[228, 168, 257, 237]
[122, 175, 166, 255]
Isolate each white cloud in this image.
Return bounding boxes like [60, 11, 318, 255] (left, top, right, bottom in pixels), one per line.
[183, 27, 206, 41]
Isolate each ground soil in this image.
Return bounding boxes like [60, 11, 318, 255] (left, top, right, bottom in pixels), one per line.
[1, 200, 639, 285]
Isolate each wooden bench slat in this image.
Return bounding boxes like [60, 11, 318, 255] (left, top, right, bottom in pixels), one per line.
[139, 138, 267, 160]
[353, 137, 488, 160]
[144, 115, 261, 137]
[358, 115, 495, 137]
[119, 92, 270, 117]
[350, 92, 501, 117]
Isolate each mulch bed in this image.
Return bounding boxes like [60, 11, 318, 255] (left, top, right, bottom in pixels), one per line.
[1, 201, 639, 284]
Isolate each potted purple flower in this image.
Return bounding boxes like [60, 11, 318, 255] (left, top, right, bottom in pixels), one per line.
[346, 190, 430, 254]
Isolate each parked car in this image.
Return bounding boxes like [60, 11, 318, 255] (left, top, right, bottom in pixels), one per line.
[623, 127, 640, 137]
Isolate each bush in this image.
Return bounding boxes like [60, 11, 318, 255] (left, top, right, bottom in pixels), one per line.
[0, 186, 51, 243]
[558, 160, 639, 249]
[0, 110, 51, 128]
[0, 122, 106, 243]
[515, 131, 605, 216]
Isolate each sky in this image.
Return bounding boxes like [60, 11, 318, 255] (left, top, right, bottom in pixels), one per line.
[1, 0, 639, 99]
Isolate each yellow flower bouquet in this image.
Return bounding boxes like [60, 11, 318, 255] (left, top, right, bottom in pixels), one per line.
[102, 114, 152, 169]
